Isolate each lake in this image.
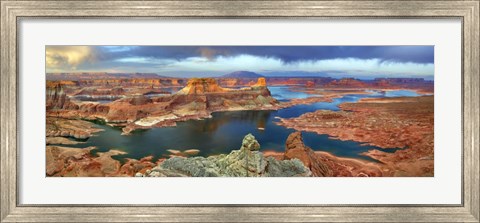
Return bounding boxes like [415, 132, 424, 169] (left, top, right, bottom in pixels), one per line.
[66, 87, 420, 163]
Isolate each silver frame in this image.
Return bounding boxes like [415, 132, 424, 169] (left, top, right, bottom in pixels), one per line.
[1, 1, 478, 222]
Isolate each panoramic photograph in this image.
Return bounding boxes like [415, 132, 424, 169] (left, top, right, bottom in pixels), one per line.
[45, 46, 434, 177]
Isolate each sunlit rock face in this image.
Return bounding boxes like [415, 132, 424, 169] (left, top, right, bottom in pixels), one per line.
[284, 132, 333, 177]
[139, 134, 312, 177]
[171, 77, 277, 115]
[177, 78, 228, 95]
[253, 77, 267, 87]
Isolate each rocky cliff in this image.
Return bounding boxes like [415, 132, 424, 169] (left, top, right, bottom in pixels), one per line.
[139, 134, 311, 177]
[46, 82, 78, 110]
[177, 78, 229, 95]
[284, 132, 332, 177]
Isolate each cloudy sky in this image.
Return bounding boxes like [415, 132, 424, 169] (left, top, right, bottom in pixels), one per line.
[46, 46, 434, 79]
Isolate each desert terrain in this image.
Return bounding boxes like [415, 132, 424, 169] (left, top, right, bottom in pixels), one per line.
[45, 72, 434, 177]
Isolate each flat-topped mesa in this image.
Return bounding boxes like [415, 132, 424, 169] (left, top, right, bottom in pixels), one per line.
[325, 78, 368, 88]
[177, 78, 229, 95]
[74, 86, 125, 96]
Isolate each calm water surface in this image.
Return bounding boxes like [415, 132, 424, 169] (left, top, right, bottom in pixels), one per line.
[68, 87, 420, 162]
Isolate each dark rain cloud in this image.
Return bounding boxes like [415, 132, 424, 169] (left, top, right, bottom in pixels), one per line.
[95, 46, 434, 64]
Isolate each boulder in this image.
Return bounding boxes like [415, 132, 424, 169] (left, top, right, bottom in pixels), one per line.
[240, 133, 260, 151]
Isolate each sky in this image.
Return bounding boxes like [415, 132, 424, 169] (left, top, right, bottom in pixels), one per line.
[45, 46, 434, 79]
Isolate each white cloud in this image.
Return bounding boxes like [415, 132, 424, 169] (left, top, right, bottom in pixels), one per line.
[46, 46, 96, 71]
[46, 48, 434, 78]
[155, 55, 434, 77]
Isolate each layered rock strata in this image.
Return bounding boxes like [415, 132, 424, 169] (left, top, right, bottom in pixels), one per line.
[46, 117, 103, 139]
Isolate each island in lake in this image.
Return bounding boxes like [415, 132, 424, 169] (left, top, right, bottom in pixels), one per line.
[45, 46, 434, 177]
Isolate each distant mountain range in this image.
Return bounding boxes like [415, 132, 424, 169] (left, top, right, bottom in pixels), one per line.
[46, 71, 433, 81]
[46, 72, 169, 80]
[221, 71, 264, 78]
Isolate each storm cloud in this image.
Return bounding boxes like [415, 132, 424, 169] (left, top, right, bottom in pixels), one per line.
[46, 46, 434, 79]
[95, 46, 434, 64]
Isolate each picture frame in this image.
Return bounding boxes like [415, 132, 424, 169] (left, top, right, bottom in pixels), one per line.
[1, 0, 478, 222]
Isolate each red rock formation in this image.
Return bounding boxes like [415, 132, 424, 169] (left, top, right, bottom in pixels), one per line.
[46, 118, 104, 139]
[325, 78, 368, 88]
[283, 132, 332, 177]
[118, 156, 157, 176]
[46, 82, 78, 110]
[46, 145, 157, 177]
[46, 146, 126, 177]
[253, 77, 267, 87]
[178, 78, 228, 95]
[74, 87, 125, 96]
[305, 81, 315, 88]
[373, 79, 391, 87]
[123, 95, 152, 106]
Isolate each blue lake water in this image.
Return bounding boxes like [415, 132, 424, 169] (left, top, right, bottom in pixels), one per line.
[67, 87, 420, 163]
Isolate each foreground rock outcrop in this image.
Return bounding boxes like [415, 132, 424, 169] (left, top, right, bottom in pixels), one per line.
[284, 132, 333, 177]
[46, 146, 126, 177]
[139, 134, 312, 177]
[46, 117, 103, 139]
[46, 146, 158, 177]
